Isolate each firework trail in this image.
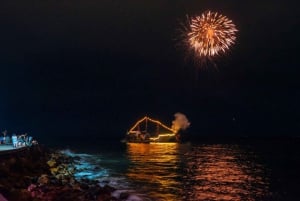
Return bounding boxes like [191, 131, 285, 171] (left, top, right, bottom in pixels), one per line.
[184, 11, 238, 61]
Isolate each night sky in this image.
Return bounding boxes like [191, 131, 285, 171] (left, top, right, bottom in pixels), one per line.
[0, 0, 299, 142]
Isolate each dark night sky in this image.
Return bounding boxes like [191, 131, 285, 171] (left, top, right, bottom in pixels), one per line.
[0, 0, 299, 141]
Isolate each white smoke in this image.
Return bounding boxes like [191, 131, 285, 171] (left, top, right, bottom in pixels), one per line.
[171, 112, 191, 132]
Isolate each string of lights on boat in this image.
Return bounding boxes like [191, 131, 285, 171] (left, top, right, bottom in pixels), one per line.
[128, 116, 175, 134]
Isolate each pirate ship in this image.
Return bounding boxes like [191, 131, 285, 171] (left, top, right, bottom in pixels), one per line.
[124, 116, 178, 143]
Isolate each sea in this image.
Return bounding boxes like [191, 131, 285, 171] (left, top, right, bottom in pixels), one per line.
[51, 138, 300, 201]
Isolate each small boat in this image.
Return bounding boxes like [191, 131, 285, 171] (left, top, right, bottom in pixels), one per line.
[124, 116, 179, 143]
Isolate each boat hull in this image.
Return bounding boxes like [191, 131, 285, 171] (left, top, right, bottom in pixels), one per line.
[124, 133, 179, 144]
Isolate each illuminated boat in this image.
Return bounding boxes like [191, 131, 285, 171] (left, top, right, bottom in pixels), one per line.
[124, 116, 178, 143]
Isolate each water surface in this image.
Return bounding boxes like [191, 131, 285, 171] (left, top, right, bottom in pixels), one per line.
[60, 139, 300, 201]
[125, 143, 270, 201]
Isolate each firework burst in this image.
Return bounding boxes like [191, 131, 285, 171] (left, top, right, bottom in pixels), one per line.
[185, 11, 238, 60]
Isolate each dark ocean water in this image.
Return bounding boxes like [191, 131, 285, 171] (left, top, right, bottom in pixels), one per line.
[54, 138, 300, 201]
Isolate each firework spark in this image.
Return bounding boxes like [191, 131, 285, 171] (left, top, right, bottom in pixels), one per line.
[185, 11, 238, 59]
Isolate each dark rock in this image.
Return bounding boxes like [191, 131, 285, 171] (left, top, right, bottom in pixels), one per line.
[80, 183, 90, 190]
[119, 192, 130, 199]
[37, 174, 50, 185]
[102, 184, 116, 193]
[97, 193, 114, 201]
[0, 145, 119, 201]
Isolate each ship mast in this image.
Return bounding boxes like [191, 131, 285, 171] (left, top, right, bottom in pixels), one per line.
[145, 116, 148, 133]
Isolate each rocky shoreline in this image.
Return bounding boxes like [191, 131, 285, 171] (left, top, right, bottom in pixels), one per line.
[0, 145, 130, 201]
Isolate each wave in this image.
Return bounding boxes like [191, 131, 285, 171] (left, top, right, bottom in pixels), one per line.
[60, 149, 152, 201]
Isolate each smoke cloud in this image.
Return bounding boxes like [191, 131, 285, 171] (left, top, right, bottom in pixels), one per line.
[171, 112, 191, 132]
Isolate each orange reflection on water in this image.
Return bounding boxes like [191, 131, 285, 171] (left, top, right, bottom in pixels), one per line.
[126, 143, 269, 201]
[126, 143, 183, 200]
[184, 145, 269, 201]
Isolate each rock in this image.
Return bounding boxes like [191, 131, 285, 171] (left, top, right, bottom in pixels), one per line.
[8, 189, 32, 201]
[97, 193, 114, 201]
[47, 159, 57, 168]
[8, 157, 17, 165]
[50, 167, 58, 174]
[80, 183, 89, 190]
[0, 145, 122, 201]
[102, 184, 116, 193]
[120, 192, 130, 200]
[37, 174, 50, 185]
[0, 194, 8, 201]
[126, 194, 143, 201]
[72, 183, 82, 191]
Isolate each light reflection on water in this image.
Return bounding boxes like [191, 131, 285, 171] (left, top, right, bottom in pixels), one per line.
[126, 143, 270, 201]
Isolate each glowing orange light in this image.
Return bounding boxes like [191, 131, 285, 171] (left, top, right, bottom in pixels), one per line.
[206, 28, 215, 39]
[185, 10, 238, 58]
[126, 143, 181, 200]
[128, 116, 175, 134]
[149, 133, 176, 142]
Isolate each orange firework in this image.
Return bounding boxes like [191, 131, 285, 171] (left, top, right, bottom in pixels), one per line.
[185, 11, 238, 59]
